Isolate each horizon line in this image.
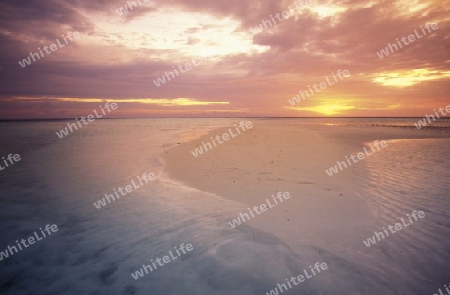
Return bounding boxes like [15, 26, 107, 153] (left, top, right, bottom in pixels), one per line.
[2, 116, 450, 122]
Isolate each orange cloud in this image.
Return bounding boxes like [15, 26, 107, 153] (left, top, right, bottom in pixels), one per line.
[13, 97, 229, 107]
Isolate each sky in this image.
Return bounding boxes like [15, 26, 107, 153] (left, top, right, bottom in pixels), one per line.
[0, 0, 449, 118]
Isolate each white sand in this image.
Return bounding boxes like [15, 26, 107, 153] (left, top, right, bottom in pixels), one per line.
[162, 120, 450, 283]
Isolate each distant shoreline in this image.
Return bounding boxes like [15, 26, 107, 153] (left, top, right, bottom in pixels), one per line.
[1, 117, 450, 122]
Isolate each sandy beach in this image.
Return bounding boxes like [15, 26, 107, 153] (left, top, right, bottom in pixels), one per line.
[162, 119, 450, 293]
[162, 120, 449, 241]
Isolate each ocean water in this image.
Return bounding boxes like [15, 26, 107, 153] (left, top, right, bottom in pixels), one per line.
[0, 118, 449, 295]
[280, 117, 450, 128]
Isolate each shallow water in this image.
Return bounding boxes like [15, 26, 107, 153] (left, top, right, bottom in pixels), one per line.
[362, 138, 450, 288]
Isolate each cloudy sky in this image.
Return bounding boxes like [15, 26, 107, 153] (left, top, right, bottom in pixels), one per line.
[0, 0, 449, 118]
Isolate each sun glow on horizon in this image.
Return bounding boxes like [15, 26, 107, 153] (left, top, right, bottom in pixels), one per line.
[286, 104, 356, 116]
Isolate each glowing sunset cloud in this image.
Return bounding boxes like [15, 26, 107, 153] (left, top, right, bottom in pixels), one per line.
[91, 8, 267, 58]
[309, 5, 346, 18]
[372, 69, 450, 87]
[12, 97, 229, 107]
